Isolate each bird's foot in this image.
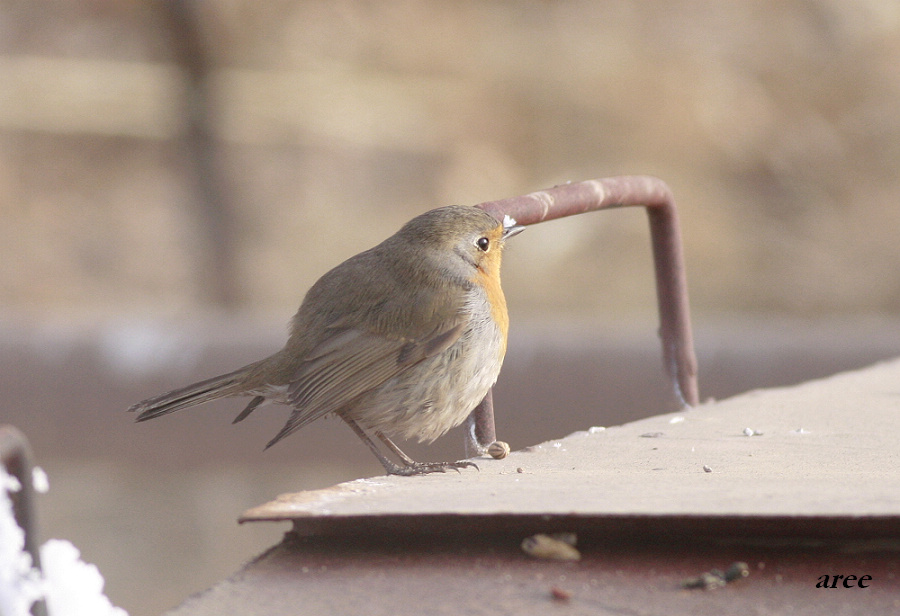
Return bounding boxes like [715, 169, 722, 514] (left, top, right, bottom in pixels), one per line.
[386, 459, 479, 476]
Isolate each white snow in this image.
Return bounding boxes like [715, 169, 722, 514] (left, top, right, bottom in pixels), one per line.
[0, 467, 128, 616]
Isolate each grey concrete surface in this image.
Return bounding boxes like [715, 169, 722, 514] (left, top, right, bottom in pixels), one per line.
[244, 357, 900, 522]
[167, 358, 900, 616]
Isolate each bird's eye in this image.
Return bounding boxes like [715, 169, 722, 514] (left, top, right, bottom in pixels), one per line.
[476, 237, 490, 252]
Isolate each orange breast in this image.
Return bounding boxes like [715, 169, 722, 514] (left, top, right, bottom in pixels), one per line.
[474, 250, 509, 360]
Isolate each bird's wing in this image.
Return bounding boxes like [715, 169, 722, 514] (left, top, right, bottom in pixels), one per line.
[265, 320, 464, 448]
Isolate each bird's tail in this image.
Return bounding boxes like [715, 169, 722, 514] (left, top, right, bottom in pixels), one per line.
[128, 364, 256, 422]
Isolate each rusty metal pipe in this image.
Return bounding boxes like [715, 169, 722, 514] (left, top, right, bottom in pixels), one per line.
[464, 389, 496, 458]
[467, 176, 698, 453]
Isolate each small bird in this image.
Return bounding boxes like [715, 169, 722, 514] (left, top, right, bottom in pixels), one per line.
[129, 205, 523, 475]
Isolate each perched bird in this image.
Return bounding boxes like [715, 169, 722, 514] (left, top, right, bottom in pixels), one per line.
[129, 205, 523, 475]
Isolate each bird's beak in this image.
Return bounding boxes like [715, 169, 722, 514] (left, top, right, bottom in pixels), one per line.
[501, 215, 526, 240]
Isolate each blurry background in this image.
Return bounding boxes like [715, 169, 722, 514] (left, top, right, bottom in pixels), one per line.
[2, 1, 900, 614]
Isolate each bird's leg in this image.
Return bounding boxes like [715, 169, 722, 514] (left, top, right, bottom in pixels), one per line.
[340, 416, 411, 476]
[373, 431, 418, 465]
[339, 416, 477, 475]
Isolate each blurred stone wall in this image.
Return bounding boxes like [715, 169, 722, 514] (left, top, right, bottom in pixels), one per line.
[2, 0, 899, 322]
[4, 5, 900, 614]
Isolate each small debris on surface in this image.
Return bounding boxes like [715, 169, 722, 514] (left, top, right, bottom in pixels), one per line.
[548, 532, 577, 546]
[790, 428, 810, 435]
[742, 428, 763, 436]
[682, 572, 726, 590]
[724, 562, 751, 581]
[681, 562, 750, 590]
[521, 533, 581, 561]
[549, 586, 572, 601]
[588, 426, 606, 434]
[703, 465, 713, 473]
[640, 432, 665, 438]
[487, 441, 510, 459]
[669, 416, 685, 424]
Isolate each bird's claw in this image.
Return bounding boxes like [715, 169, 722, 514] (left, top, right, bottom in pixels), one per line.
[387, 459, 479, 476]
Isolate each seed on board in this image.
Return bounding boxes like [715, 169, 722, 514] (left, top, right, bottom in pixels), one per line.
[521, 533, 581, 561]
[549, 532, 577, 547]
[681, 562, 751, 590]
[724, 562, 750, 582]
[488, 440, 511, 459]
